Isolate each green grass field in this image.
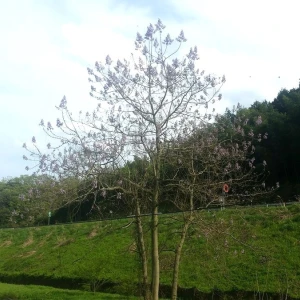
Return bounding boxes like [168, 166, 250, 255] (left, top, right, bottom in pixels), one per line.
[0, 282, 140, 299]
[0, 205, 299, 298]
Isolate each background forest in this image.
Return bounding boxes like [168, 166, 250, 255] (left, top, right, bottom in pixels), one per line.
[1, 85, 300, 228]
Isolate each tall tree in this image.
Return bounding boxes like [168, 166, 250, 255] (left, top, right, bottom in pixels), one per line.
[272, 87, 300, 187]
[23, 20, 270, 299]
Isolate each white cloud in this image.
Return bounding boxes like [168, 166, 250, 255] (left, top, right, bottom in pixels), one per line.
[1, 0, 300, 178]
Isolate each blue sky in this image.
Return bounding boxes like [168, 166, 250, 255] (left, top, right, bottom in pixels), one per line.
[1, 0, 300, 179]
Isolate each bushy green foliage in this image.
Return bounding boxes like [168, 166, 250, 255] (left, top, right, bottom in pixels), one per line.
[4, 87, 300, 229]
[235, 86, 300, 199]
[0, 175, 35, 227]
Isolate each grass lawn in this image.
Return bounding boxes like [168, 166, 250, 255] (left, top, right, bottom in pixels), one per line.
[0, 205, 299, 298]
[0, 282, 140, 300]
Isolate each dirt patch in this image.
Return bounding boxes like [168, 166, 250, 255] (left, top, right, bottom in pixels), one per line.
[22, 236, 33, 247]
[56, 238, 74, 247]
[0, 240, 12, 247]
[88, 227, 98, 239]
[20, 250, 36, 258]
[45, 232, 53, 239]
[128, 242, 137, 253]
[38, 232, 53, 247]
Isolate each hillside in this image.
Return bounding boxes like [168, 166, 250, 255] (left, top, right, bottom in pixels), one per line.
[0, 205, 299, 299]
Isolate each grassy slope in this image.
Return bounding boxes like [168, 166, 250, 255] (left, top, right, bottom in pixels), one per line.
[0, 205, 299, 298]
[0, 282, 139, 299]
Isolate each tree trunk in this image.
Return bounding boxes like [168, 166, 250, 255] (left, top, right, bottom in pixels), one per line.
[135, 199, 151, 300]
[171, 172, 195, 300]
[151, 202, 160, 300]
[171, 219, 190, 300]
[151, 133, 161, 300]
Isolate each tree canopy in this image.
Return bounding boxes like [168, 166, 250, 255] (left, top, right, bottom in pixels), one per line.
[8, 19, 288, 300]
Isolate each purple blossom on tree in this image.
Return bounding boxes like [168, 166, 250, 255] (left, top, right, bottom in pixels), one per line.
[21, 19, 275, 300]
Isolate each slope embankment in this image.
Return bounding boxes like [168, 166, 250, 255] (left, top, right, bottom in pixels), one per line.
[0, 205, 299, 299]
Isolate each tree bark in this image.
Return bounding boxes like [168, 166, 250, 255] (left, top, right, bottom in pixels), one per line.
[171, 219, 190, 300]
[135, 198, 151, 300]
[171, 171, 196, 300]
[151, 197, 160, 300]
[151, 129, 161, 300]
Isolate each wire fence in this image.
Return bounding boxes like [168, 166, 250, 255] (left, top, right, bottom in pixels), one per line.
[1, 201, 299, 231]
